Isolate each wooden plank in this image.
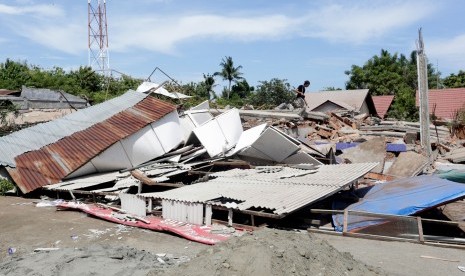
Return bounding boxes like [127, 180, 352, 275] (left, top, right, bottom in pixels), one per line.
[342, 209, 348, 234]
[417, 216, 424, 243]
[130, 169, 183, 188]
[317, 128, 332, 139]
[365, 172, 395, 181]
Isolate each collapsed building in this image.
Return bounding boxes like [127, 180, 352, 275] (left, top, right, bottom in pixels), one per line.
[1, 84, 465, 246]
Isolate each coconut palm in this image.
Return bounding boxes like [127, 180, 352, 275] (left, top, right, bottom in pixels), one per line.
[214, 56, 243, 99]
[203, 73, 216, 99]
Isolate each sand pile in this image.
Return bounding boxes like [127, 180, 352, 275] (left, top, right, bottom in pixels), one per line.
[0, 244, 189, 276]
[158, 228, 386, 276]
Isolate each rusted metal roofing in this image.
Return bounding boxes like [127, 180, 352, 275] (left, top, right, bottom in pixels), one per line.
[0, 91, 148, 167]
[141, 163, 377, 216]
[372, 95, 394, 118]
[6, 94, 176, 194]
[416, 88, 465, 120]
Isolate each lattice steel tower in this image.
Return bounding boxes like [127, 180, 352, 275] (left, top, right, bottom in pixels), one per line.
[88, 0, 110, 75]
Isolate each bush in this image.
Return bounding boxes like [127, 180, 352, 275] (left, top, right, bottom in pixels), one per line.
[0, 179, 14, 195]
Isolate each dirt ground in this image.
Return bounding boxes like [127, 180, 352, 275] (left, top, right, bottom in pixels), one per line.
[0, 196, 464, 275]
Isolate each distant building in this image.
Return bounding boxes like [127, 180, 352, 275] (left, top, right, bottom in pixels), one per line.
[372, 95, 395, 119]
[0, 86, 88, 110]
[415, 88, 465, 121]
[304, 89, 377, 115]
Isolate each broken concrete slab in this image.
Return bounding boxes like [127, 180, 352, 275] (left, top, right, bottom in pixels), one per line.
[339, 137, 386, 173]
[444, 147, 465, 163]
[386, 151, 429, 179]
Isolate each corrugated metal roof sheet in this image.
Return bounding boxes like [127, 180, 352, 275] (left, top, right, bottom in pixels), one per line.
[304, 89, 371, 113]
[21, 86, 87, 103]
[45, 171, 122, 191]
[0, 91, 147, 167]
[5, 92, 176, 194]
[415, 88, 465, 120]
[141, 163, 377, 215]
[372, 95, 394, 118]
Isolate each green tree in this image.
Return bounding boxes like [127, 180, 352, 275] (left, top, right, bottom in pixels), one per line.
[443, 70, 465, 88]
[248, 78, 294, 108]
[345, 49, 440, 121]
[230, 79, 253, 98]
[0, 59, 31, 89]
[214, 56, 244, 99]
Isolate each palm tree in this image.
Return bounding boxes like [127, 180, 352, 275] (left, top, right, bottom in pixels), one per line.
[203, 73, 216, 100]
[214, 56, 243, 99]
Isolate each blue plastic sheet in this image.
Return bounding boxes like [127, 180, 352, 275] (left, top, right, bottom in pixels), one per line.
[335, 142, 406, 152]
[333, 175, 465, 232]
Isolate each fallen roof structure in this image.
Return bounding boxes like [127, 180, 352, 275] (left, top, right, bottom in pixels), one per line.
[304, 89, 377, 115]
[1, 91, 182, 194]
[332, 175, 465, 232]
[231, 124, 322, 165]
[140, 163, 377, 224]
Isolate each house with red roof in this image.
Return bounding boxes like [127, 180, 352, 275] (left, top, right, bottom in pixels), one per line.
[372, 95, 395, 118]
[416, 88, 465, 121]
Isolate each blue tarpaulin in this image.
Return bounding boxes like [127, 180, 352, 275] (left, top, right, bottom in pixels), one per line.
[335, 142, 407, 152]
[333, 175, 465, 232]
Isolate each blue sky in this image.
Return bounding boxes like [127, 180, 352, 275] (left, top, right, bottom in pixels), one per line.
[1, 0, 464, 92]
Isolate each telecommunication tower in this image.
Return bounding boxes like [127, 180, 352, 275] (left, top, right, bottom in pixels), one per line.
[88, 0, 110, 75]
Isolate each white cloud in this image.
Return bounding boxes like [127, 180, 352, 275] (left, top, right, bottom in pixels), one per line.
[303, 2, 436, 43]
[0, 3, 63, 17]
[15, 22, 86, 54]
[427, 34, 465, 73]
[110, 14, 300, 53]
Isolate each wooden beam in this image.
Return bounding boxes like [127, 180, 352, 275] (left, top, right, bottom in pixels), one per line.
[212, 205, 284, 219]
[417, 217, 424, 243]
[130, 169, 183, 188]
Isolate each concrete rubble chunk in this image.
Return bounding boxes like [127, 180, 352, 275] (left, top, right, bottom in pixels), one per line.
[386, 151, 429, 179]
[339, 137, 386, 173]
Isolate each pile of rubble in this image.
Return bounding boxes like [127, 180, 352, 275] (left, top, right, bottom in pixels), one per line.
[1, 84, 465, 246]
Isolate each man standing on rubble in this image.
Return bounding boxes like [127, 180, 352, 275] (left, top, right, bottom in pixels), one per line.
[294, 80, 310, 108]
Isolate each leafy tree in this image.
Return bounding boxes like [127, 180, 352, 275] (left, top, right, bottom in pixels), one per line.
[214, 56, 244, 99]
[443, 70, 465, 88]
[0, 59, 31, 89]
[0, 59, 143, 104]
[230, 79, 253, 98]
[248, 78, 294, 108]
[345, 49, 440, 121]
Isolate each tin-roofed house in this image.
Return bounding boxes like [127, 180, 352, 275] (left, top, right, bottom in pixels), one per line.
[0, 86, 88, 110]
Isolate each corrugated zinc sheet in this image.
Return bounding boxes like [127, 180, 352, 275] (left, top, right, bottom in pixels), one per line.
[141, 163, 377, 215]
[7, 95, 176, 194]
[0, 91, 147, 167]
[44, 171, 122, 191]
